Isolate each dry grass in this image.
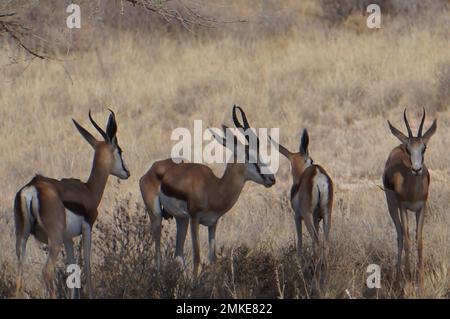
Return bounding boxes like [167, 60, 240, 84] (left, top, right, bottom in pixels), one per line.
[0, 0, 449, 298]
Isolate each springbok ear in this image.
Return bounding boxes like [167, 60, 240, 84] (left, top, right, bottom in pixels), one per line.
[388, 120, 408, 144]
[422, 119, 437, 145]
[268, 135, 293, 160]
[106, 110, 117, 143]
[299, 129, 309, 155]
[72, 119, 97, 148]
[110, 135, 118, 146]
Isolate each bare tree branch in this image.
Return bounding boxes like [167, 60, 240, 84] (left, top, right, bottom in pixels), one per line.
[125, 0, 246, 30]
[0, 10, 48, 59]
[0, 12, 16, 18]
[0, 0, 246, 60]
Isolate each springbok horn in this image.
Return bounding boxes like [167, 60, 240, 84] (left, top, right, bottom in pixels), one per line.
[232, 105, 250, 130]
[418, 107, 426, 137]
[89, 110, 108, 141]
[403, 108, 413, 138]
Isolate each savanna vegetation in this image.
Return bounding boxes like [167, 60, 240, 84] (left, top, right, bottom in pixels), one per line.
[0, 0, 448, 298]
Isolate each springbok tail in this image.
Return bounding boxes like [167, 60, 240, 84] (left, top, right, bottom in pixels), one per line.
[21, 186, 41, 226]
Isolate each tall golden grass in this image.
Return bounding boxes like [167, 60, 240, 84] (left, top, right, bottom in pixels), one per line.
[0, 0, 449, 298]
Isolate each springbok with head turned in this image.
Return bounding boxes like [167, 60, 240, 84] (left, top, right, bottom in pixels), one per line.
[139, 106, 275, 276]
[270, 129, 333, 260]
[14, 110, 130, 299]
[383, 109, 436, 288]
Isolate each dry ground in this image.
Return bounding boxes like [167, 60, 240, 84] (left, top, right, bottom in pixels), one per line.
[0, 0, 449, 298]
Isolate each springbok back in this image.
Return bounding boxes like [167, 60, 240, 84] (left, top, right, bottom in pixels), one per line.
[270, 129, 333, 259]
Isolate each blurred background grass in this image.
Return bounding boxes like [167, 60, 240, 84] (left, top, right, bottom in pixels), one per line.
[0, 0, 448, 298]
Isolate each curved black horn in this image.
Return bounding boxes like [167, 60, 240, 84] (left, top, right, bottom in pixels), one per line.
[89, 110, 108, 141]
[232, 105, 260, 150]
[417, 107, 426, 137]
[403, 108, 413, 138]
[232, 105, 250, 130]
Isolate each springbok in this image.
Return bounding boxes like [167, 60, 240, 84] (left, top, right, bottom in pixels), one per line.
[269, 129, 333, 260]
[383, 109, 436, 288]
[14, 110, 130, 299]
[139, 106, 275, 276]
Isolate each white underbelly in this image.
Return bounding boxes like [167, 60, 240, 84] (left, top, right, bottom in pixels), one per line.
[159, 192, 190, 219]
[158, 191, 222, 226]
[198, 212, 220, 226]
[64, 209, 83, 239]
[401, 201, 424, 212]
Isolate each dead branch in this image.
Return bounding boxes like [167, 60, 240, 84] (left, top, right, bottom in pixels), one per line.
[125, 0, 245, 30]
[0, 11, 47, 59]
[0, 0, 246, 61]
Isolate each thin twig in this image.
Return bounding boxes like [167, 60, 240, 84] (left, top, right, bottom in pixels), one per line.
[370, 181, 385, 192]
[1, 22, 45, 59]
[125, 0, 245, 29]
[0, 12, 16, 18]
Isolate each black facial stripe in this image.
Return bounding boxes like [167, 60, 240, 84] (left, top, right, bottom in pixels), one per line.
[115, 145, 127, 173]
[254, 163, 261, 175]
[120, 152, 127, 172]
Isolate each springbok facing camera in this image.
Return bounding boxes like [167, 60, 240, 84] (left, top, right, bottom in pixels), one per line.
[269, 129, 333, 261]
[139, 106, 275, 277]
[14, 110, 130, 299]
[383, 109, 436, 288]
